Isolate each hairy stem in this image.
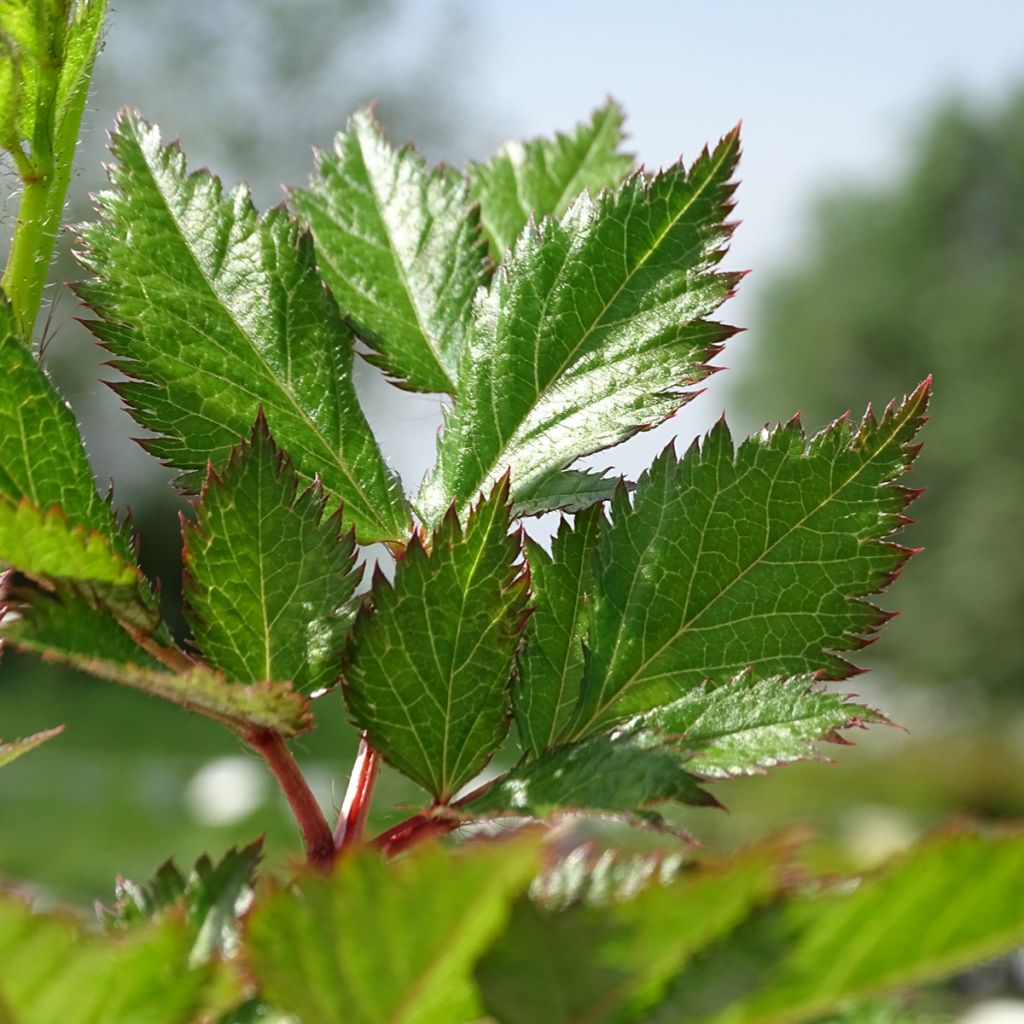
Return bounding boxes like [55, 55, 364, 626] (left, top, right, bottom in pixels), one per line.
[245, 728, 334, 870]
[334, 733, 381, 853]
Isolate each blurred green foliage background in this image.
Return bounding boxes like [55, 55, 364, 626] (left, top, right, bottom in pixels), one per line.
[2, 0, 1024, 922]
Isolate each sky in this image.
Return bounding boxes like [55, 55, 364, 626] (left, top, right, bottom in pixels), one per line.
[32, 0, 1024, 508]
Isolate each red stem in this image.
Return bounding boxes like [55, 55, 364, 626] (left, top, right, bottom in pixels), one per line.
[372, 811, 461, 858]
[334, 733, 381, 853]
[244, 728, 334, 870]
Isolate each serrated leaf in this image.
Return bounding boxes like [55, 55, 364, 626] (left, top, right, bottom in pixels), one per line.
[419, 129, 740, 526]
[343, 479, 528, 801]
[645, 672, 887, 779]
[0, 725, 63, 768]
[470, 100, 634, 258]
[246, 840, 537, 1024]
[0, 892, 215, 1024]
[468, 726, 716, 819]
[511, 468, 620, 518]
[0, 497, 137, 583]
[106, 842, 262, 967]
[515, 505, 603, 757]
[567, 381, 930, 740]
[0, 297, 125, 552]
[476, 843, 780, 1024]
[183, 415, 360, 694]
[293, 108, 488, 395]
[75, 111, 408, 543]
[647, 830, 1024, 1024]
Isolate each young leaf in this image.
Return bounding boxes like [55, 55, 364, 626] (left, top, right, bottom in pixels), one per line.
[75, 111, 409, 543]
[0, 724, 63, 768]
[470, 100, 634, 258]
[183, 415, 360, 694]
[0, 298, 127, 554]
[418, 129, 740, 526]
[468, 726, 716, 819]
[343, 479, 528, 803]
[567, 381, 930, 740]
[646, 672, 887, 779]
[293, 108, 488, 395]
[0, 892, 215, 1024]
[246, 840, 537, 1024]
[514, 505, 603, 758]
[476, 842, 780, 1024]
[647, 830, 1024, 1024]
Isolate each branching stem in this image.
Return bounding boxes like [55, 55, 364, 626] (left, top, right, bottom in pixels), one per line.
[334, 733, 381, 854]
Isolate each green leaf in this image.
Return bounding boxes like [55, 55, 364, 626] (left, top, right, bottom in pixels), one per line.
[293, 108, 488, 395]
[418, 128, 740, 527]
[476, 842, 780, 1024]
[470, 100, 634, 258]
[511, 468, 620, 518]
[645, 672, 887, 779]
[647, 830, 1024, 1024]
[468, 726, 716, 819]
[0, 297, 124, 551]
[343, 478, 528, 801]
[515, 505, 603, 757]
[75, 111, 409, 543]
[0, 498, 137, 584]
[183, 415, 360, 694]
[0, 724, 63, 768]
[0, 892, 215, 1024]
[106, 842, 262, 967]
[568, 381, 930, 740]
[246, 840, 537, 1024]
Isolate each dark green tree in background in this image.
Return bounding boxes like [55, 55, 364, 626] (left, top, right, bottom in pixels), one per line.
[737, 89, 1024, 703]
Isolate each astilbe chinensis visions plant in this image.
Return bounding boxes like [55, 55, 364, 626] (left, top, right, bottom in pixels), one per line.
[2, 4, 1024, 1022]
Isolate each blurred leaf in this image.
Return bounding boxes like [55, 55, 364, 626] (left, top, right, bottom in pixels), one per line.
[343, 479, 528, 801]
[246, 841, 537, 1024]
[0, 725, 63, 768]
[294, 108, 488, 394]
[183, 416, 360, 694]
[471, 100, 634, 258]
[476, 843, 780, 1024]
[567, 383, 929, 740]
[646, 830, 1024, 1024]
[0, 891, 214, 1023]
[75, 111, 409, 543]
[418, 129, 739, 527]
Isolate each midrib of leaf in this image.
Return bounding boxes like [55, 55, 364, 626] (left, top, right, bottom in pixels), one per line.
[574, 392, 921, 737]
[386, 863, 520, 1024]
[146, 165, 386, 534]
[451, 136, 735, 512]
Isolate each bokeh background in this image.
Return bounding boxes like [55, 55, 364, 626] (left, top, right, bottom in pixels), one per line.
[2, 1, 1024, 988]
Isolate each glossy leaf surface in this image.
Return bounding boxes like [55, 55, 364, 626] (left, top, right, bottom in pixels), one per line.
[183, 416, 360, 693]
[75, 111, 408, 543]
[470, 100, 634, 258]
[294, 108, 488, 394]
[419, 129, 740, 526]
[246, 841, 537, 1024]
[343, 480, 528, 801]
[568, 382, 929, 739]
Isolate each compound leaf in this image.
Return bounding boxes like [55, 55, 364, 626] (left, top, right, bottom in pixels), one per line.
[468, 726, 716, 819]
[75, 111, 408, 543]
[567, 381, 930, 740]
[246, 840, 537, 1024]
[183, 415, 360, 694]
[343, 479, 528, 802]
[514, 504, 603, 758]
[646, 672, 887, 779]
[293, 108, 488, 395]
[419, 128, 740, 526]
[471, 100, 634, 258]
[0, 725, 63, 769]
